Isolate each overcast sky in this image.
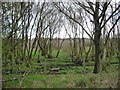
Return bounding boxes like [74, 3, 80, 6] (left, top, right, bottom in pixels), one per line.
[29, 0, 120, 39]
[2, 0, 119, 39]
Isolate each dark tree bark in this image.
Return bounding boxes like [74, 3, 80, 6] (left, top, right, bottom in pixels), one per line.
[48, 21, 52, 58]
[93, 2, 101, 73]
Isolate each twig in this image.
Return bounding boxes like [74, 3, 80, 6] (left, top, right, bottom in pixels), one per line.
[19, 70, 31, 87]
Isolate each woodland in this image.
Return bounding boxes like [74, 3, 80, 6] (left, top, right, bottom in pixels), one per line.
[1, 0, 120, 88]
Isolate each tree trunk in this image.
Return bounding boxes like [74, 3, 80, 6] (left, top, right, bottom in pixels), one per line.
[37, 48, 40, 63]
[93, 34, 101, 73]
[93, 2, 101, 74]
[48, 23, 52, 58]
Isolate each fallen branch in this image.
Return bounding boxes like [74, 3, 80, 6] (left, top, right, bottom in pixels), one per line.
[19, 70, 31, 87]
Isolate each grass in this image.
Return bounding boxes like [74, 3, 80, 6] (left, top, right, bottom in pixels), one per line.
[3, 64, 119, 88]
[3, 72, 118, 88]
[111, 55, 119, 62]
[2, 48, 119, 88]
[52, 49, 69, 58]
[30, 49, 69, 59]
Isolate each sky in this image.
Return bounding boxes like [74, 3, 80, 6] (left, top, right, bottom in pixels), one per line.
[26, 0, 120, 39]
[2, 0, 120, 39]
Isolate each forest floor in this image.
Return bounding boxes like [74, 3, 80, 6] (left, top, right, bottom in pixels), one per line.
[2, 64, 119, 88]
[2, 50, 119, 88]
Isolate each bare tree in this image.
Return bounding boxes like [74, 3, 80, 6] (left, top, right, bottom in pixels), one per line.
[54, 0, 120, 73]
